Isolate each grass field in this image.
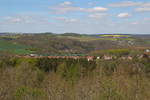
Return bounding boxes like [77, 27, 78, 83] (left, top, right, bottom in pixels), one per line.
[0, 40, 32, 54]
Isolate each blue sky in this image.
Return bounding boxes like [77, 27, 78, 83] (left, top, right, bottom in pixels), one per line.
[0, 0, 150, 34]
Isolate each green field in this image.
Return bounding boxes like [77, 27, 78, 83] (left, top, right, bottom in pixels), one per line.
[0, 40, 32, 54]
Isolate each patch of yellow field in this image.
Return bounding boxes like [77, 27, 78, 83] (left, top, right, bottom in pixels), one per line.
[101, 34, 130, 38]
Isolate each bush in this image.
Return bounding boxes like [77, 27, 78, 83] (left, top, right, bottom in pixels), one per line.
[15, 87, 47, 100]
[36, 58, 58, 72]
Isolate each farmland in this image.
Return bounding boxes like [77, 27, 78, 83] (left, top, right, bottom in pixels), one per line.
[0, 39, 31, 55]
[0, 33, 149, 56]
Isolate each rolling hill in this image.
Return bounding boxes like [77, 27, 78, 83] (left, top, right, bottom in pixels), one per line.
[0, 33, 149, 55]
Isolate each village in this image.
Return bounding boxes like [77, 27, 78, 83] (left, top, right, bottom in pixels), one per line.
[16, 49, 150, 61]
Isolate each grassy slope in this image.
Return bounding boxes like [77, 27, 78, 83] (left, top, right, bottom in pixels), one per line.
[0, 40, 32, 54]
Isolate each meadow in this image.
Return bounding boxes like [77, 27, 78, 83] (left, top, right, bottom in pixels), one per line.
[0, 40, 31, 55]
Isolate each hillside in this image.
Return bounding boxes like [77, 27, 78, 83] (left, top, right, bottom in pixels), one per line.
[0, 33, 150, 55]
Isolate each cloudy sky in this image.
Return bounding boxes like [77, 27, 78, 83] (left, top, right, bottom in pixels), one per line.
[0, 0, 150, 34]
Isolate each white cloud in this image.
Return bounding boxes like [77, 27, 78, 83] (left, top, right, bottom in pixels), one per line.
[140, 2, 150, 7]
[49, 2, 81, 13]
[118, 13, 130, 18]
[10, 18, 22, 23]
[80, 7, 108, 13]
[135, 7, 150, 12]
[49, 1, 108, 14]
[108, 1, 141, 7]
[2, 15, 49, 25]
[4, 16, 33, 24]
[56, 6, 80, 13]
[133, 2, 150, 12]
[68, 19, 78, 22]
[93, 7, 108, 12]
[109, 1, 150, 8]
[88, 13, 107, 19]
[60, 1, 72, 6]
[131, 22, 138, 25]
[55, 17, 78, 23]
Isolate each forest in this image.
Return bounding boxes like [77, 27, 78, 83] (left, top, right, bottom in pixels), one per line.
[0, 52, 149, 100]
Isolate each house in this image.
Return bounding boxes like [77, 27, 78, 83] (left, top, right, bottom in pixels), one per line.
[30, 54, 38, 57]
[145, 49, 150, 53]
[103, 55, 113, 60]
[127, 56, 133, 60]
[87, 56, 94, 61]
[121, 56, 126, 60]
[96, 56, 100, 60]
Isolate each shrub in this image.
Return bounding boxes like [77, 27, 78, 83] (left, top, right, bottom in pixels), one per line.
[36, 58, 58, 72]
[14, 87, 47, 100]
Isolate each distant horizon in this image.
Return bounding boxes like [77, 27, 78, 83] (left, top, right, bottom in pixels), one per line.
[0, 0, 150, 34]
[0, 31, 149, 35]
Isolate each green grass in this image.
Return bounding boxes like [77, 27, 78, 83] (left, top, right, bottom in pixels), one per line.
[0, 35, 20, 39]
[91, 48, 131, 56]
[0, 40, 32, 54]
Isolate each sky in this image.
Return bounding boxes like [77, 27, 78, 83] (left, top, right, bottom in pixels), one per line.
[0, 0, 150, 34]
